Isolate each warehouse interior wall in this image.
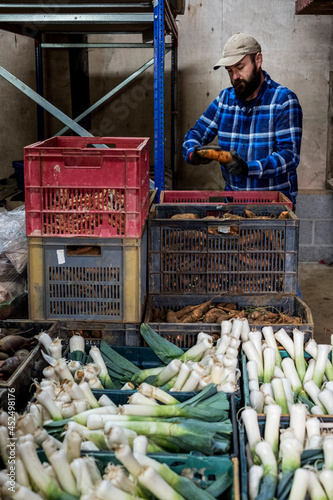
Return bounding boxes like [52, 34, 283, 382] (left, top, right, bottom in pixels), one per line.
[0, 0, 332, 256]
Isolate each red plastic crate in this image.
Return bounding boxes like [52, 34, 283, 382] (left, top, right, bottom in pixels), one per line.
[159, 190, 293, 209]
[24, 136, 150, 238]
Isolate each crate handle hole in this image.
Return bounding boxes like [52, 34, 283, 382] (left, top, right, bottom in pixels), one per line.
[66, 246, 102, 256]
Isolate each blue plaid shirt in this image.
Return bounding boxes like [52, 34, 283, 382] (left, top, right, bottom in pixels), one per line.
[182, 71, 303, 204]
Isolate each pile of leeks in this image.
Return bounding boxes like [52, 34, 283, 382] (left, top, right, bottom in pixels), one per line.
[243, 326, 333, 414]
[39, 321, 243, 394]
[242, 404, 333, 500]
[0, 411, 231, 500]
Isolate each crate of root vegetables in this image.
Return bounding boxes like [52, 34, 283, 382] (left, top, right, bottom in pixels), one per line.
[241, 328, 333, 415]
[0, 320, 57, 411]
[239, 406, 333, 500]
[149, 203, 299, 295]
[145, 294, 313, 345]
[24, 136, 150, 238]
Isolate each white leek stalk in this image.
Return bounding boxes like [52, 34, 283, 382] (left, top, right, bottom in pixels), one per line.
[54, 358, 74, 382]
[74, 399, 90, 414]
[221, 320, 232, 336]
[288, 468, 309, 500]
[115, 444, 141, 477]
[260, 383, 274, 399]
[241, 318, 250, 342]
[293, 329, 307, 382]
[262, 326, 282, 368]
[79, 382, 100, 409]
[121, 382, 135, 391]
[274, 366, 285, 378]
[249, 331, 262, 361]
[98, 394, 117, 408]
[68, 361, 82, 374]
[70, 457, 96, 495]
[138, 466, 185, 500]
[49, 338, 62, 360]
[138, 383, 179, 405]
[36, 390, 63, 421]
[318, 388, 333, 414]
[271, 378, 289, 414]
[281, 377, 294, 406]
[48, 448, 79, 495]
[61, 402, 76, 419]
[89, 346, 114, 388]
[155, 359, 182, 386]
[133, 435, 148, 455]
[304, 380, 326, 413]
[306, 417, 321, 443]
[69, 333, 85, 353]
[18, 439, 63, 498]
[281, 357, 302, 394]
[43, 366, 58, 381]
[128, 393, 158, 406]
[323, 436, 333, 470]
[289, 403, 307, 449]
[66, 430, 82, 462]
[311, 406, 325, 415]
[319, 470, 333, 500]
[230, 318, 243, 339]
[254, 441, 277, 498]
[250, 391, 264, 413]
[38, 331, 53, 355]
[95, 479, 137, 500]
[181, 369, 201, 391]
[243, 341, 264, 381]
[304, 359, 316, 384]
[307, 469, 328, 500]
[242, 407, 261, 459]
[264, 404, 281, 457]
[215, 335, 231, 355]
[181, 338, 212, 361]
[67, 381, 85, 400]
[280, 438, 302, 473]
[313, 344, 331, 388]
[275, 328, 295, 358]
[249, 380, 260, 392]
[173, 363, 190, 390]
[263, 347, 276, 383]
[248, 465, 263, 500]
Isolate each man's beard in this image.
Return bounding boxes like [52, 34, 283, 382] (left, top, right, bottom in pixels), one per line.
[233, 65, 262, 100]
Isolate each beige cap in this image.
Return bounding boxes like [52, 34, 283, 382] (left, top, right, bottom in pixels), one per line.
[214, 32, 261, 70]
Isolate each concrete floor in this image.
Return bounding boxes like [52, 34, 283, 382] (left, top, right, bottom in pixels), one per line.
[298, 262, 333, 343]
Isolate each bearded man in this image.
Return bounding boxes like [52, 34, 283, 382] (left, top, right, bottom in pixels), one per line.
[182, 32, 303, 206]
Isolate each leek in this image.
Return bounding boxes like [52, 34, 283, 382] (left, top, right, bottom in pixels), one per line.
[254, 440, 278, 500]
[138, 466, 186, 500]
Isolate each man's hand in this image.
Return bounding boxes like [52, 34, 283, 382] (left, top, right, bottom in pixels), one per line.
[224, 149, 248, 176]
[189, 145, 221, 165]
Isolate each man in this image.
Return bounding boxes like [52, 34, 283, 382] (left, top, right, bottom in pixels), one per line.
[182, 32, 303, 205]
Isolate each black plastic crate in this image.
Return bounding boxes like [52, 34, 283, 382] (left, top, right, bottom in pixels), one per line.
[0, 320, 58, 411]
[149, 204, 299, 294]
[28, 228, 147, 322]
[144, 294, 313, 345]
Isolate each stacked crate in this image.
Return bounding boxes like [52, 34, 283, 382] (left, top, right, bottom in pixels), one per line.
[25, 136, 150, 323]
[146, 194, 313, 342]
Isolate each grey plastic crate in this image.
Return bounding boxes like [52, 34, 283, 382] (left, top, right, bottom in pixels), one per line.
[149, 204, 299, 295]
[144, 294, 313, 345]
[28, 228, 147, 322]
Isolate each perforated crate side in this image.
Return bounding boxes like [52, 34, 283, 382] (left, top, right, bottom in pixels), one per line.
[144, 294, 313, 341]
[28, 230, 147, 322]
[24, 136, 150, 238]
[149, 204, 299, 295]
